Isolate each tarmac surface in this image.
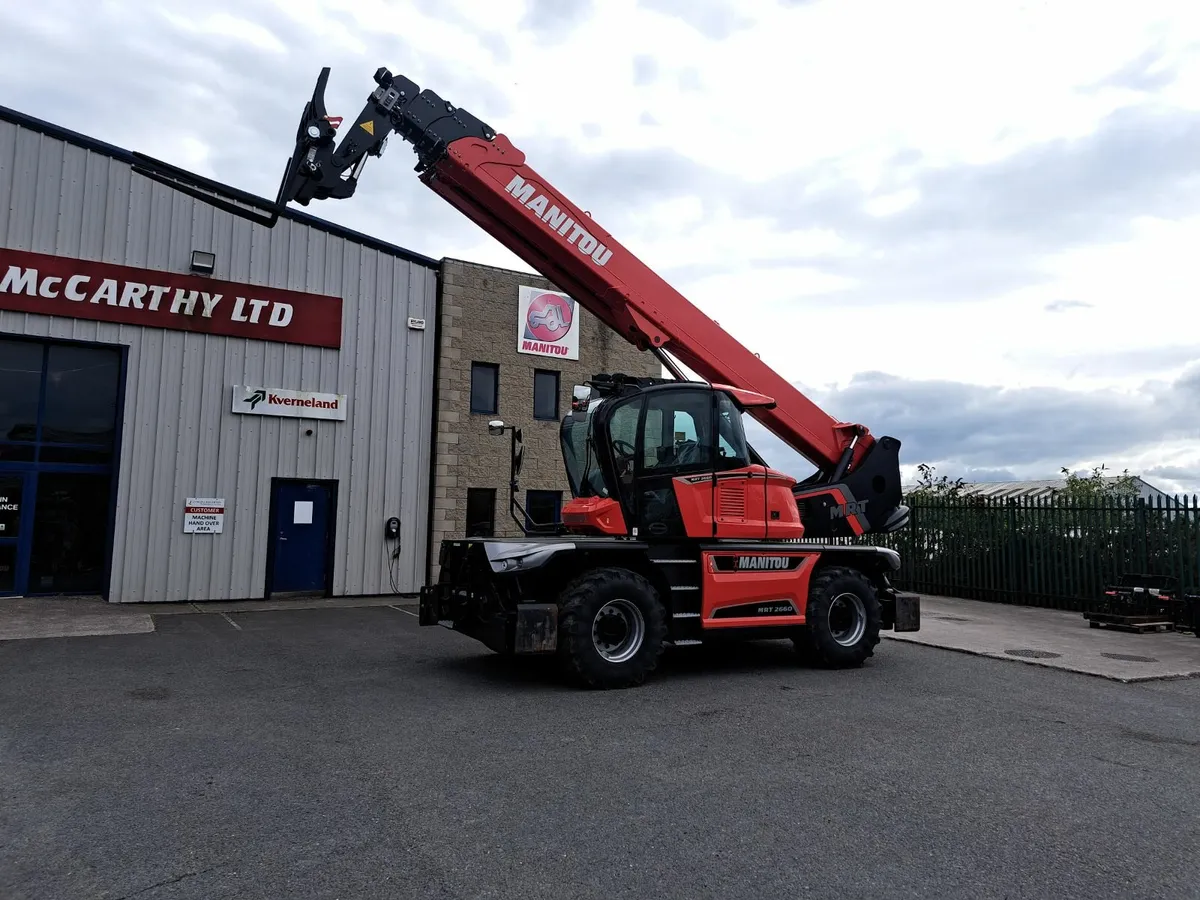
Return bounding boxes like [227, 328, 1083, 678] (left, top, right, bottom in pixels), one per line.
[6, 592, 1196, 683]
[1, 601, 1197, 900]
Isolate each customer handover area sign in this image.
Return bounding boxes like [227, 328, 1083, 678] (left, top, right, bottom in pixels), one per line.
[0, 248, 343, 348]
[184, 498, 225, 534]
[517, 285, 580, 360]
[231, 385, 348, 421]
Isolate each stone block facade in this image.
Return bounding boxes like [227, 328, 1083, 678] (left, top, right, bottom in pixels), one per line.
[429, 258, 661, 580]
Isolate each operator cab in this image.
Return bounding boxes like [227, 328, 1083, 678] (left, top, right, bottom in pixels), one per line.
[559, 375, 805, 540]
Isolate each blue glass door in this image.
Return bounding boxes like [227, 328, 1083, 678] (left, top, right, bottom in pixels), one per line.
[0, 472, 33, 595]
[0, 336, 123, 597]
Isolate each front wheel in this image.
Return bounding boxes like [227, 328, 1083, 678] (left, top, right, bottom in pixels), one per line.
[794, 566, 882, 668]
[557, 567, 667, 689]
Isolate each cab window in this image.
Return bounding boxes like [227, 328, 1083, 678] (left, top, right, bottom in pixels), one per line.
[641, 389, 714, 474]
[715, 393, 750, 469]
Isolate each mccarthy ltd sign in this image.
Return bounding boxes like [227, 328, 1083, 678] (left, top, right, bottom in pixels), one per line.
[231, 385, 348, 421]
[0, 248, 343, 348]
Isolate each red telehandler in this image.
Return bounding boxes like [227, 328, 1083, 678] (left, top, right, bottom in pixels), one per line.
[138, 66, 920, 688]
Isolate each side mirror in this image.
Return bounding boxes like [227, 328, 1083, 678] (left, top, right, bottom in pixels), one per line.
[488, 419, 506, 436]
[571, 384, 592, 420]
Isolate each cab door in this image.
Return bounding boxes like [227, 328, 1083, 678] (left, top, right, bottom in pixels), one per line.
[633, 388, 717, 538]
[599, 386, 767, 540]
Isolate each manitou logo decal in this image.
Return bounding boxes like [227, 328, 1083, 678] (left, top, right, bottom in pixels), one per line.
[526, 293, 573, 343]
[517, 286, 580, 360]
[830, 499, 869, 520]
[737, 556, 791, 570]
[711, 554, 803, 573]
[505, 175, 613, 267]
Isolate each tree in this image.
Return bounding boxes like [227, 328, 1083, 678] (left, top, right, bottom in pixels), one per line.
[1058, 464, 1140, 502]
[907, 463, 966, 499]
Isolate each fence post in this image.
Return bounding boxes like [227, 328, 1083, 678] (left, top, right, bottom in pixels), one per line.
[1009, 497, 1018, 604]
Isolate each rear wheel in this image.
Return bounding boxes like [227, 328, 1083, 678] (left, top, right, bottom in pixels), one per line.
[794, 565, 882, 667]
[557, 567, 667, 689]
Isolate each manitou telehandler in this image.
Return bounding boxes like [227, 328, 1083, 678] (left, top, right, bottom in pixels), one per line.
[139, 65, 921, 689]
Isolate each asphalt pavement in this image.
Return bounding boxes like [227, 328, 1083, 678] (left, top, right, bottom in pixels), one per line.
[1, 605, 1197, 900]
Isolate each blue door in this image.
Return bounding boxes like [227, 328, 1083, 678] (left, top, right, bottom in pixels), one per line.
[269, 480, 335, 596]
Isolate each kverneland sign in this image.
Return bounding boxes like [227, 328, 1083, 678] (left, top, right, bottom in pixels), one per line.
[0, 248, 342, 348]
[231, 385, 347, 421]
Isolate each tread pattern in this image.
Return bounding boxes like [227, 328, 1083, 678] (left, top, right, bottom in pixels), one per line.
[794, 565, 882, 668]
[557, 567, 668, 689]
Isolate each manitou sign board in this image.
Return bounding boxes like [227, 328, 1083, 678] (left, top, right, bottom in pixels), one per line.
[516, 285, 580, 360]
[0, 248, 343, 348]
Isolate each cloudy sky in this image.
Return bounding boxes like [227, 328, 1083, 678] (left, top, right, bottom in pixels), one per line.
[3, 0, 1198, 493]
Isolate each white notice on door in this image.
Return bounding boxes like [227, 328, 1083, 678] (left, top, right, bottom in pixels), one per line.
[293, 501, 313, 525]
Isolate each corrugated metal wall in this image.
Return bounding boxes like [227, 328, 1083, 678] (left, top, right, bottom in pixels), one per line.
[0, 118, 438, 601]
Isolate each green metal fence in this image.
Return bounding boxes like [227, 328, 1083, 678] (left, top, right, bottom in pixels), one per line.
[842, 494, 1200, 611]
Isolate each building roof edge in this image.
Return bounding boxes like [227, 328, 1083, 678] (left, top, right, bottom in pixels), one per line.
[0, 104, 442, 270]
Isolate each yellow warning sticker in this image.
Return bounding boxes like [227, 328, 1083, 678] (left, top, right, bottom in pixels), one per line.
[359, 120, 375, 135]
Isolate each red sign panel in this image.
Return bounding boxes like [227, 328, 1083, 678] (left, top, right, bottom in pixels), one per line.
[0, 248, 343, 348]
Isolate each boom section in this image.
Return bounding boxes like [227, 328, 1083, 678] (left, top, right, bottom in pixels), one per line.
[284, 67, 869, 473]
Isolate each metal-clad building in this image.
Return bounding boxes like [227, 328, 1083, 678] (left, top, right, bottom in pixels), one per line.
[0, 106, 439, 602]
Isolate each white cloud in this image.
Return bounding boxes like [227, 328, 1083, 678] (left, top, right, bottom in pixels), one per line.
[0, 0, 1198, 491]
[159, 10, 290, 54]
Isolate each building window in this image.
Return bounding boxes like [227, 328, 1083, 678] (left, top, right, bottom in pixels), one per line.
[533, 369, 559, 420]
[465, 488, 496, 537]
[42, 344, 121, 450]
[525, 489, 562, 530]
[0, 339, 43, 443]
[470, 362, 499, 415]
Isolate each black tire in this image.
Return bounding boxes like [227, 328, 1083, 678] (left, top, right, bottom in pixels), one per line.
[793, 565, 882, 668]
[557, 567, 668, 689]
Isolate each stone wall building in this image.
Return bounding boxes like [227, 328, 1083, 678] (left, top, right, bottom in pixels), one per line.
[430, 258, 660, 578]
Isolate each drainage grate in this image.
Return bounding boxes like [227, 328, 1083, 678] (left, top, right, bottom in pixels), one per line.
[1101, 653, 1159, 663]
[1004, 648, 1062, 660]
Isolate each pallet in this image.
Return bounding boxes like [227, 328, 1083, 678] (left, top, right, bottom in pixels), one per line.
[1083, 612, 1176, 634]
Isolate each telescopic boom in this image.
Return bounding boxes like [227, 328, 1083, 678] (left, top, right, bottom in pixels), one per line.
[144, 66, 907, 536]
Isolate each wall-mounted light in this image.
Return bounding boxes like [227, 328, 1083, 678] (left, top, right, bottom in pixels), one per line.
[190, 250, 216, 275]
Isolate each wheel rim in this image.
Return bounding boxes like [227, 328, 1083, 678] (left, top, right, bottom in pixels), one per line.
[828, 592, 867, 647]
[591, 598, 646, 664]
